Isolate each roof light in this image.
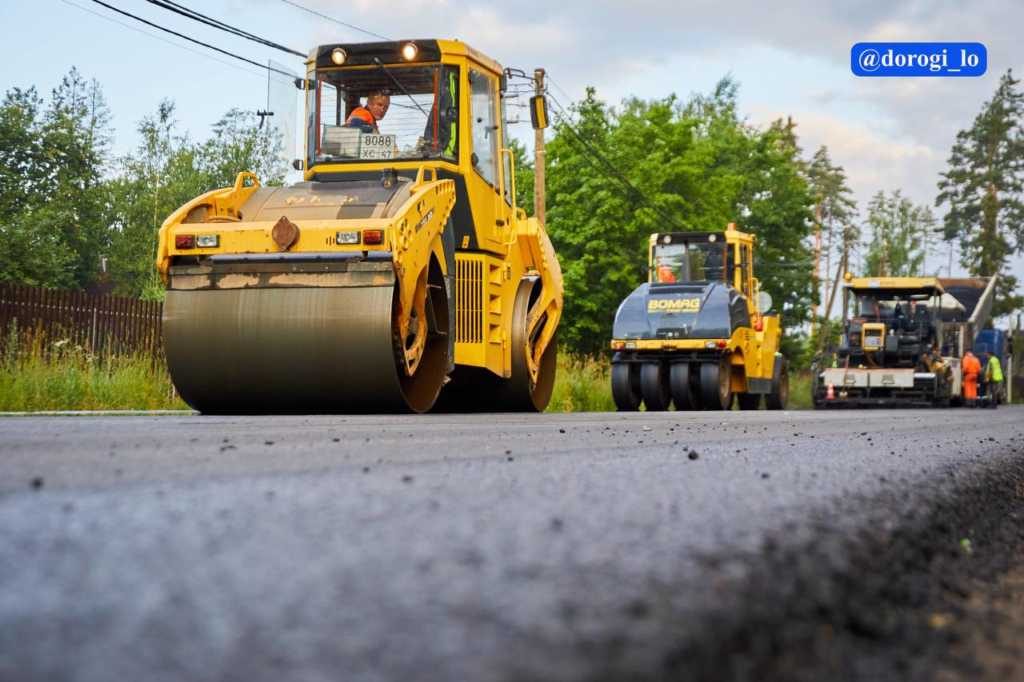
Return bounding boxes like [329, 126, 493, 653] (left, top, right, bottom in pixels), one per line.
[331, 48, 348, 65]
[401, 42, 418, 61]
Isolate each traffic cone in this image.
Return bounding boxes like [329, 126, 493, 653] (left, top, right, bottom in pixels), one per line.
[826, 383, 835, 400]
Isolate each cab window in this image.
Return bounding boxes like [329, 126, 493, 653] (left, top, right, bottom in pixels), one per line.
[469, 68, 498, 188]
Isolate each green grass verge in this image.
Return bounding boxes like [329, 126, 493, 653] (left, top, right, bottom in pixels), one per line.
[0, 337, 186, 412]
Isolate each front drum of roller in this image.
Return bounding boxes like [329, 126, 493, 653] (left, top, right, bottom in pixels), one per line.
[163, 285, 447, 414]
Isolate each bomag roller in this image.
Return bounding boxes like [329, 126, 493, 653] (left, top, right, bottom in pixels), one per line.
[156, 40, 562, 413]
[609, 225, 787, 411]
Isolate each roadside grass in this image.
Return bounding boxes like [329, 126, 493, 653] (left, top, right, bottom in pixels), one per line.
[0, 334, 186, 412]
[547, 353, 617, 413]
[787, 371, 814, 410]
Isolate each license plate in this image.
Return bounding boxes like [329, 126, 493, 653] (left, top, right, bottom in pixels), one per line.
[359, 134, 397, 159]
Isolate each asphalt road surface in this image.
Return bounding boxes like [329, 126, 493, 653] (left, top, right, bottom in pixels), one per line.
[2, 408, 1023, 681]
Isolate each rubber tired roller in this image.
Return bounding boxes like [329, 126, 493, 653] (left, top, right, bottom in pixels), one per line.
[609, 225, 788, 411]
[156, 40, 562, 413]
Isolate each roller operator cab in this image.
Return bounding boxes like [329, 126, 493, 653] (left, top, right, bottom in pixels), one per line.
[156, 40, 562, 413]
[609, 225, 788, 411]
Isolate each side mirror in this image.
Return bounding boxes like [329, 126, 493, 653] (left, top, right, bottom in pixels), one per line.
[530, 95, 549, 130]
[499, 72, 508, 94]
[292, 159, 304, 171]
[757, 291, 773, 313]
[294, 78, 314, 90]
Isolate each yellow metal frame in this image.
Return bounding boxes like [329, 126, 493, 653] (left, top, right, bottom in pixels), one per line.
[156, 39, 562, 385]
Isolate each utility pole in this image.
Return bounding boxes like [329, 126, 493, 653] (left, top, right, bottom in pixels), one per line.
[810, 200, 822, 337]
[533, 68, 546, 226]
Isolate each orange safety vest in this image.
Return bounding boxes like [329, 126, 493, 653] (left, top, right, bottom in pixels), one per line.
[656, 265, 677, 283]
[346, 107, 378, 132]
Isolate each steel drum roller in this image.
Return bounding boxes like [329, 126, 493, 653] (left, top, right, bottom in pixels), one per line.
[164, 284, 446, 414]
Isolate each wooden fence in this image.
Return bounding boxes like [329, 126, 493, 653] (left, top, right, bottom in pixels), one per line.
[0, 283, 163, 358]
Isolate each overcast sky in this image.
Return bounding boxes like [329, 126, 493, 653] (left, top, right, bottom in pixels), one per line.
[3, 0, 1023, 300]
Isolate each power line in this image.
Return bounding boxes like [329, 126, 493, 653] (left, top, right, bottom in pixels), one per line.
[276, 0, 390, 41]
[144, 0, 305, 58]
[60, 0, 267, 81]
[87, 0, 296, 79]
[544, 88, 688, 232]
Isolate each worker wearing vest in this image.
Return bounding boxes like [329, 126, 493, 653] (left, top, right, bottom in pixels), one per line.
[346, 92, 390, 133]
[962, 350, 981, 406]
[984, 351, 1005, 406]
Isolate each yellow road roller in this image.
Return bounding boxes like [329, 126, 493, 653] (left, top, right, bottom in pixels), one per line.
[156, 40, 562, 413]
[609, 225, 787, 411]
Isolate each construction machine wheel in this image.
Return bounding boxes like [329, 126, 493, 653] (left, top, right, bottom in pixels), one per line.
[164, 259, 450, 414]
[496, 278, 558, 411]
[640, 362, 671, 411]
[699, 359, 733, 411]
[669, 362, 698, 410]
[611, 362, 642, 411]
[737, 393, 761, 410]
[765, 356, 789, 410]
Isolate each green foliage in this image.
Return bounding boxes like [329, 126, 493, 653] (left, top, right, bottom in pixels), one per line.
[545, 80, 814, 357]
[863, 190, 935, 277]
[937, 69, 1024, 316]
[0, 70, 113, 288]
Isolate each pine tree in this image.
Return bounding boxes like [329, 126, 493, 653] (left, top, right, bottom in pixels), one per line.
[936, 69, 1024, 316]
[805, 145, 857, 311]
[864, 190, 933, 277]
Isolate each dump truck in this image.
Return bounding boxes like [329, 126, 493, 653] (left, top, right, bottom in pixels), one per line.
[156, 40, 562, 413]
[813, 275, 997, 407]
[609, 225, 788, 411]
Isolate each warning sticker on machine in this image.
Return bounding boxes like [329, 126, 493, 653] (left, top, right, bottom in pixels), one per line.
[647, 297, 701, 313]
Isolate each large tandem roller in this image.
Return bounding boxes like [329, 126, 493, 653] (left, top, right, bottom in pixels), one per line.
[156, 40, 562, 413]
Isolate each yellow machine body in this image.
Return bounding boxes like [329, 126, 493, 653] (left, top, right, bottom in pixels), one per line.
[156, 40, 562, 413]
[609, 224, 787, 411]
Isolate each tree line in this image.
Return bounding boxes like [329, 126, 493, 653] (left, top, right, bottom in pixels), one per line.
[1, 67, 1022, 361]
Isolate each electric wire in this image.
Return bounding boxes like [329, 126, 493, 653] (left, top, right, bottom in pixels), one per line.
[143, 0, 305, 57]
[59, 0, 267, 81]
[86, 0, 296, 78]
[544, 88, 689, 232]
[276, 0, 390, 41]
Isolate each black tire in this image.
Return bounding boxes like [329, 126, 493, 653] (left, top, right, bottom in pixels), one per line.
[737, 393, 761, 410]
[766, 357, 789, 410]
[640, 362, 671, 411]
[611, 362, 642, 411]
[669, 362, 698, 410]
[700, 359, 733, 411]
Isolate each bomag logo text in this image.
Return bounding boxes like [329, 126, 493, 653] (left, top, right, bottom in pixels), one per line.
[648, 298, 701, 313]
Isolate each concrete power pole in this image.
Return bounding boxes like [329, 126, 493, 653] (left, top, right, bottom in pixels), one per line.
[533, 68, 546, 226]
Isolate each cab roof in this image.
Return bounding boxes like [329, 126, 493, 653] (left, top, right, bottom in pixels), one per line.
[310, 39, 503, 75]
[846, 276, 945, 296]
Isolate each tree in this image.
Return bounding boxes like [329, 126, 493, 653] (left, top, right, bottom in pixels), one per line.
[805, 145, 857, 315]
[863, 190, 934, 277]
[936, 69, 1024, 316]
[545, 80, 814, 356]
[0, 70, 113, 289]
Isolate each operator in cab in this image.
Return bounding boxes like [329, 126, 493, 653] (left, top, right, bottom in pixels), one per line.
[345, 91, 390, 133]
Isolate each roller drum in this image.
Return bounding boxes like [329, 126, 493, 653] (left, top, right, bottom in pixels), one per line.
[164, 284, 446, 414]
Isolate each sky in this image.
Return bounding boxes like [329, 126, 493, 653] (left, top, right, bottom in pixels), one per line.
[2, 0, 1023, 315]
